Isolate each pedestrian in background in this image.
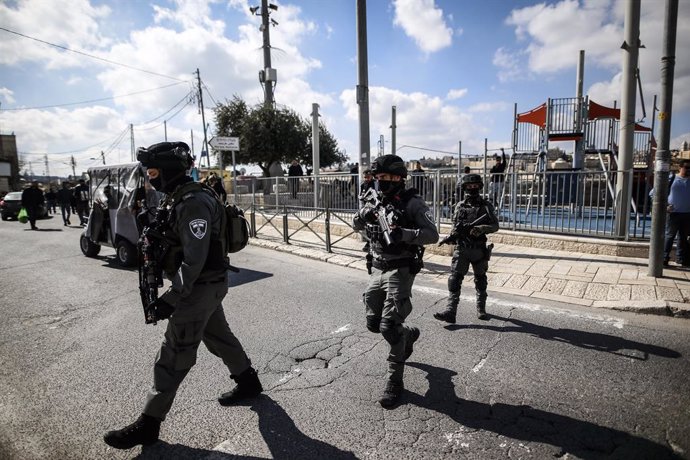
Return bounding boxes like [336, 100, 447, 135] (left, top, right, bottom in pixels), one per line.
[208, 175, 227, 204]
[57, 182, 72, 226]
[435, 174, 499, 322]
[45, 187, 57, 215]
[104, 141, 262, 450]
[21, 181, 44, 230]
[73, 179, 90, 226]
[288, 159, 303, 200]
[664, 159, 690, 267]
[489, 149, 507, 205]
[353, 154, 439, 408]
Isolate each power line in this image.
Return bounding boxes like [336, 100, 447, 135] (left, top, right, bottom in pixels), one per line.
[136, 89, 194, 126]
[202, 82, 219, 106]
[0, 26, 185, 82]
[0, 81, 189, 111]
[17, 126, 131, 157]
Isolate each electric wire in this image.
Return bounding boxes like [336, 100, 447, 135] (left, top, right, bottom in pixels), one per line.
[0, 81, 190, 111]
[0, 26, 185, 82]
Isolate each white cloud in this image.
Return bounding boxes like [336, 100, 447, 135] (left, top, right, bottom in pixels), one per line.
[0, 0, 111, 69]
[0, 87, 15, 104]
[393, 0, 453, 54]
[446, 88, 468, 100]
[468, 102, 509, 113]
[340, 86, 489, 159]
[493, 47, 524, 83]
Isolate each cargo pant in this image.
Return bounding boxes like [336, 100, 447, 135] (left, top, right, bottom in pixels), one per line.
[143, 279, 251, 420]
[448, 246, 489, 307]
[364, 266, 416, 384]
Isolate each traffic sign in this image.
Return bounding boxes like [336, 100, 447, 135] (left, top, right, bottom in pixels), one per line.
[209, 136, 239, 151]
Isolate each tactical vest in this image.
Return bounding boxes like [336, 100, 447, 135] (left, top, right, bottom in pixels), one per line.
[455, 197, 491, 245]
[366, 188, 418, 256]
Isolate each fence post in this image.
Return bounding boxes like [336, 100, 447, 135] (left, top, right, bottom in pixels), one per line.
[325, 207, 332, 253]
[283, 205, 289, 244]
[275, 176, 280, 212]
[250, 203, 257, 238]
[433, 170, 440, 232]
[512, 167, 518, 231]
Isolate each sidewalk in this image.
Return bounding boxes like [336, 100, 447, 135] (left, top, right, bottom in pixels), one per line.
[247, 225, 690, 319]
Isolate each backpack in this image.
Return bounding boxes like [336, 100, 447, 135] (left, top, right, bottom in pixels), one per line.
[169, 182, 250, 254]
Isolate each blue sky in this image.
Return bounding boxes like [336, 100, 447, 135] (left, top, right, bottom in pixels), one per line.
[1, 0, 689, 177]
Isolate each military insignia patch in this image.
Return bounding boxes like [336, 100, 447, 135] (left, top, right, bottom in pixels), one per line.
[189, 219, 207, 239]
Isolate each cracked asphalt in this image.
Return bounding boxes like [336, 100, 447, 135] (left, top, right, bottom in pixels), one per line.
[0, 216, 689, 459]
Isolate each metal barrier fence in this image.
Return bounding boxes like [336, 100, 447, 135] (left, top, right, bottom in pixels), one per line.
[233, 169, 652, 242]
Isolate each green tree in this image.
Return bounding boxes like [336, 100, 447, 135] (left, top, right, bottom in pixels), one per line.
[214, 96, 347, 176]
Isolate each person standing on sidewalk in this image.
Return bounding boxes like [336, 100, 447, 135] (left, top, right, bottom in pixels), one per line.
[103, 141, 262, 450]
[73, 179, 90, 226]
[664, 159, 690, 266]
[20, 181, 44, 230]
[353, 154, 439, 408]
[434, 174, 499, 322]
[56, 182, 72, 226]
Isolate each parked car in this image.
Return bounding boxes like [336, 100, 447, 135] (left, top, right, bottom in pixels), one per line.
[80, 163, 162, 267]
[0, 191, 49, 221]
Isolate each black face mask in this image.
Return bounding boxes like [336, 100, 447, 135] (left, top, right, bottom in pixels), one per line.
[149, 175, 163, 191]
[377, 179, 403, 196]
[466, 188, 480, 197]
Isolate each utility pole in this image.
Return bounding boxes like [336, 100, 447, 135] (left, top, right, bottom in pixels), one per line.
[130, 123, 135, 162]
[44, 154, 50, 184]
[458, 141, 462, 177]
[70, 155, 76, 179]
[614, 0, 642, 238]
[196, 68, 210, 169]
[390, 106, 397, 155]
[356, 0, 371, 174]
[311, 103, 320, 208]
[164, 120, 168, 142]
[649, 0, 679, 277]
[190, 129, 195, 157]
[100, 150, 106, 165]
[251, 0, 278, 107]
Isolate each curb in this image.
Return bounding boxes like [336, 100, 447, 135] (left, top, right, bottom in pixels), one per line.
[247, 238, 690, 319]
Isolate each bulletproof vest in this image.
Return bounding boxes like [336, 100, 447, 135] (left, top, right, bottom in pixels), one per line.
[157, 182, 226, 274]
[455, 196, 490, 244]
[366, 189, 417, 256]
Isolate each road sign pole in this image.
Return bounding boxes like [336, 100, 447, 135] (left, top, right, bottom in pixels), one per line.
[232, 150, 238, 204]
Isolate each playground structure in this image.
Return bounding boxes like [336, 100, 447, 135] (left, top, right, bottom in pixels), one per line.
[490, 96, 656, 240]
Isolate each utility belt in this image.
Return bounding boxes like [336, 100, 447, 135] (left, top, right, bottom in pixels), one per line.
[371, 257, 415, 272]
[458, 241, 487, 249]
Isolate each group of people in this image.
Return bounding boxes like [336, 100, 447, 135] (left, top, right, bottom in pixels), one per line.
[19, 179, 91, 230]
[102, 146, 500, 450]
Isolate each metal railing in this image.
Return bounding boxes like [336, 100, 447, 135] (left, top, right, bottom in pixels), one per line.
[232, 169, 652, 242]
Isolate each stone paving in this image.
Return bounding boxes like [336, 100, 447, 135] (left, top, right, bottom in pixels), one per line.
[246, 226, 690, 319]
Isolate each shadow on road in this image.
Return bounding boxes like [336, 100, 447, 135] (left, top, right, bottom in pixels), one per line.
[447, 315, 681, 360]
[406, 362, 680, 459]
[136, 395, 356, 460]
[228, 268, 273, 288]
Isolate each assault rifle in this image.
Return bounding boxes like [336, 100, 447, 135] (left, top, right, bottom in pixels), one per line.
[439, 213, 489, 246]
[359, 187, 394, 246]
[137, 209, 171, 325]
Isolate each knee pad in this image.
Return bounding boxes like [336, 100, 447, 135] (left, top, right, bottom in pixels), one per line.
[379, 318, 402, 345]
[366, 315, 381, 333]
[475, 273, 488, 292]
[448, 273, 463, 293]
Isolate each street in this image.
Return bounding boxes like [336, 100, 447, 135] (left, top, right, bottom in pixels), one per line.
[0, 215, 689, 459]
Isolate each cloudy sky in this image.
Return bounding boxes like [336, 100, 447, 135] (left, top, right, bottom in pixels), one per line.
[1, 0, 689, 177]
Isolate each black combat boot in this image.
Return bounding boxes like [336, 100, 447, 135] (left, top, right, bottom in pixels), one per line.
[476, 291, 488, 320]
[403, 327, 420, 361]
[379, 380, 403, 408]
[103, 414, 160, 450]
[218, 367, 263, 406]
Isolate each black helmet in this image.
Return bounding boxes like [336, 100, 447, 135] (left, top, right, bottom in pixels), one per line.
[371, 154, 407, 178]
[461, 173, 483, 189]
[137, 142, 193, 171]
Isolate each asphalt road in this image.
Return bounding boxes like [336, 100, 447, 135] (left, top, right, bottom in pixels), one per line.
[0, 215, 689, 459]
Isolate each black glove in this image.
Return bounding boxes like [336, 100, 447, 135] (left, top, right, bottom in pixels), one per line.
[148, 298, 175, 322]
[359, 207, 378, 224]
[389, 227, 403, 244]
[439, 235, 457, 246]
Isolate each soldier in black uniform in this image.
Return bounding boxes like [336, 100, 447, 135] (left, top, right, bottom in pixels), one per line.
[104, 142, 262, 450]
[434, 174, 499, 322]
[353, 155, 439, 408]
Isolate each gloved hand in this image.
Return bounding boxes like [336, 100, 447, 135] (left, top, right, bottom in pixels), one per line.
[359, 207, 378, 224]
[439, 235, 456, 246]
[148, 298, 175, 322]
[389, 227, 403, 244]
[469, 227, 483, 237]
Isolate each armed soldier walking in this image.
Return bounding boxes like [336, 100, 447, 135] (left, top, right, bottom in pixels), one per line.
[434, 174, 499, 322]
[104, 142, 262, 450]
[353, 155, 438, 408]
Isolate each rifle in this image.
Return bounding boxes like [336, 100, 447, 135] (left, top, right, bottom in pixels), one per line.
[359, 187, 394, 246]
[137, 209, 170, 325]
[439, 213, 489, 246]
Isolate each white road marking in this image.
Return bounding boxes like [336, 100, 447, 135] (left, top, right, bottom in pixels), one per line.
[472, 358, 487, 373]
[412, 285, 627, 329]
[331, 324, 351, 334]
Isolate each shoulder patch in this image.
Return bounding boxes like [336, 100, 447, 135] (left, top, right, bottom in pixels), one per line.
[189, 218, 208, 239]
